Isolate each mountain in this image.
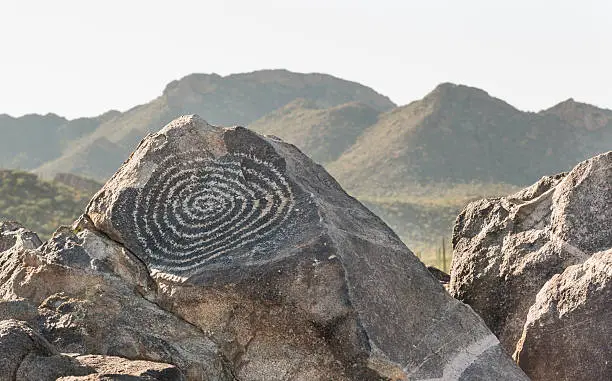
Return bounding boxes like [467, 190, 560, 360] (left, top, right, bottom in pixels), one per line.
[540, 98, 612, 157]
[32, 70, 395, 180]
[542, 98, 612, 131]
[249, 99, 380, 164]
[2, 73, 611, 266]
[0, 113, 66, 169]
[0, 170, 99, 238]
[321, 84, 610, 257]
[162, 69, 395, 125]
[0, 111, 120, 170]
[327, 83, 612, 196]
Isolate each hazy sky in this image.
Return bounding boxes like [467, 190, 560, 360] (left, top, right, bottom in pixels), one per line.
[1, 0, 611, 118]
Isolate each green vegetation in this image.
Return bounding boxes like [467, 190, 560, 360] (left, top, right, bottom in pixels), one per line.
[327, 83, 611, 194]
[0, 170, 96, 239]
[358, 182, 520, 269]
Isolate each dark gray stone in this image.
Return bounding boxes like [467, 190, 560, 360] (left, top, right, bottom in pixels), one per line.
[0, 319, 57, 381]
[86, 115, 528, 380]
[0, 221, 22, 252]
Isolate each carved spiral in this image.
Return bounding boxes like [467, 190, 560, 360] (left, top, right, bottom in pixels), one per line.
[130, 152, 295, 275]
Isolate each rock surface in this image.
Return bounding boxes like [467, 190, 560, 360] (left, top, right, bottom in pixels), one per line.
[0, 219, 233, 380]
[427, 266, 451, 284]
[82, 114, 527, 380]
[0, 114, 529, 380]
[450, 151, 612, 380]
[514, 249, 612, 381]
[0, 319, 184, 381]
[0, 319, 57, 381]
[0, 221, 42, 252]
[54, 355, 185, 380]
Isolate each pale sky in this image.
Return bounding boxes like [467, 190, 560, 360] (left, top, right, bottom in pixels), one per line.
[1, 0, 611, 119]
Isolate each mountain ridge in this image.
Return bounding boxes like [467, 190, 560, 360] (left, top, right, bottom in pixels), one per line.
[27, 69, 395, 179]
[541, 98, 612, 131]
[1, 71, 611, 263]
[327, 82, 612, 194]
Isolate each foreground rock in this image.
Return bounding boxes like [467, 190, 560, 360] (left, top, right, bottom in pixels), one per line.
[0, 221, 232, 379]
[0, 319, 184, 381]
[0, 319, 57, 381]
[82, 114, 526, 380]
[450, 151, 612, 380]
[1, 115, 527, 380]
[514, 249, 612, 381]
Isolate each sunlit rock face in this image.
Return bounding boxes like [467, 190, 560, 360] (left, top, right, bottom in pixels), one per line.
[451, 151, 612, 381]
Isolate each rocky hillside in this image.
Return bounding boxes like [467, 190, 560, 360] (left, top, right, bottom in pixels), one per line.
[323, 84, 611, 258]
[542, 97, 612, 131]
[2, 115, 607, 380]
[0, 170, 98, 238]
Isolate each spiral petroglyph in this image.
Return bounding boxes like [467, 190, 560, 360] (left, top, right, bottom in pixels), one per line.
[126, 151, 295, 275]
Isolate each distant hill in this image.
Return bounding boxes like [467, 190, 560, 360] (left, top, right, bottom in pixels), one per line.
[0, 170, 100, 238]
[249, 99, 380, 164]
[327, 83, 612, 196]
[32, 69, 395, 180]
[162, 69, 395, 125]
[0, 111, 119, 170]
[323, 84, 611, 257]
[542, 97, 612, 131]
[540, 98, 612, 157]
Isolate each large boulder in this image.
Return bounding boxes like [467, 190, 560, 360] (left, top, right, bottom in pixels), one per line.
[450, 151, 612, 379]
[514, 249, 612, 381]
[84, 115, 527, 380]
